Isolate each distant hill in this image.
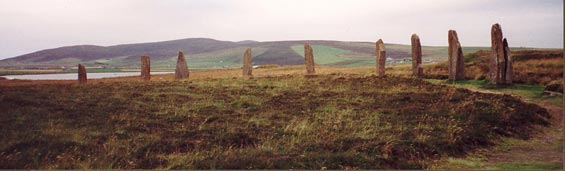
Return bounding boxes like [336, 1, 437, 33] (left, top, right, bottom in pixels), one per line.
[0, 38, 543, 69]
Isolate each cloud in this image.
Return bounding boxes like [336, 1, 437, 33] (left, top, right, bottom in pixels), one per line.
[0, 0, 562, 59]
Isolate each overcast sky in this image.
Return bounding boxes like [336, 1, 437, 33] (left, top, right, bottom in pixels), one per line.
[0, 0, 562, 59]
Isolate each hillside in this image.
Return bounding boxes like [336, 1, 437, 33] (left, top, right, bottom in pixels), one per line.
[1, 38, 529, 69]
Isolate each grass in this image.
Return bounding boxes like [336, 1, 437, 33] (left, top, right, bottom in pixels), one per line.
[493, 162, 563, 170]
[64, 68, 123, 73]
[437, 158, 562, 170]
[187, 47, 268, 69]
[0, 48, 562, 169]
[291, 45, 373, 67]
[418, 49, 564, 85]
[0, 69, 64, 76]
[0, 71, 552, 169]
[428, 79, 563, 107]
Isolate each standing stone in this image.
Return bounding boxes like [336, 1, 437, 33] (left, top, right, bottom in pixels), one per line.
[454, 42, 465, 80]
[175, 51, 190, 80]
[376, 39, 386, 77]
[503, 38, 512, 84]
[490, 23, 504, 84]
[304, 44, 315, 74]
[490, 23, 513, 84]
[448, 30, 465, 80]
[140, 56, 150, 81]
[448, 30, 454, 79]
[242, 48, 253, 77]
[411, 34, 423, 78]
[78, 64, 87, 84]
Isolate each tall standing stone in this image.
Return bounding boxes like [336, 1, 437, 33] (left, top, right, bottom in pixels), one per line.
[304, 44, 315, 74]
[141, 56, 150, 81]
[503, 38, 512, 84]
[411, 34, 423, 78]
[78, 64, 87, 84]
[175, 51, 190, 80]
[242, 48, 253, 77]
[448, 31, 454, 79]
[454, 42, 465, 80]
[490, 23, 504, 84]
[448, 30, 465, 80]
[376, 39, 386, 77]
[490, 23, 513, 84]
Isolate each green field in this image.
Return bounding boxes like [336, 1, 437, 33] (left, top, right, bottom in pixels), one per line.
[291, 45, 374, 67]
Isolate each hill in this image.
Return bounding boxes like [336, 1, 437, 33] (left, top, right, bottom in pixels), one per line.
[2, 38, 534, 69]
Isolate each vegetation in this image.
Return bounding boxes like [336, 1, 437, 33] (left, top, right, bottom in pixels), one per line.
[0, 72, 552, 169]
[417, 49, 564, 86]
[64, 68, 123, 73]
[291, 45, 373, 67]
[0, 69, 63, 76]
[0, 48, 561, 169]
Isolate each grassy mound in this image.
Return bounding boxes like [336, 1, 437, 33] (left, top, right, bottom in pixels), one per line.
[0, 74, 550, 169]
[423, 49, 563, 85]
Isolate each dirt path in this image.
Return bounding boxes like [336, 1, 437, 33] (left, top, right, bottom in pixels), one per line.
[431, 88, 563, 169]
[479, 102, 562, 167]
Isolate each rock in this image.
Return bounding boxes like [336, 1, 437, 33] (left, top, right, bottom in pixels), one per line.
[545, 81, 563, 94]
[503, 38, 512, 84]
[448, 30, 456, 80]
[454, 42, 465, 80]
[141, 56, 150, 81]
[242, 48, 253, 77]
[489, 24, 514, 84]
[490, 23, 504, 84]
[304, 44, 315, 74]
[411, 34, 423, 78]
[448, 30, 465, 80]
[376, 39, 386, 77]
[78, 64, 87, 84]
[175, 51, 190, 80]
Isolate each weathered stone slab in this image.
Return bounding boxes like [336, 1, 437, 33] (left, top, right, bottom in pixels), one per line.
[503, 38, 512, 84]
[78, 64, 87, 84]
[175, 51, 189, 80]
[490, 23, 504, 84]
[141, 56, 150, 81]
[490, 23, 513, 84]
[411, 34, 423, 78]
[448, 30, 465, 80]
[454, 42, 465, 80]
[376, 39, 386, 77]
[242, 48, 253, 77]
[304, 44, 315, 74]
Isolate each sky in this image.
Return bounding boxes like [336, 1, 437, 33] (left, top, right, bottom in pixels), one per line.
[0, 0, 562, 59]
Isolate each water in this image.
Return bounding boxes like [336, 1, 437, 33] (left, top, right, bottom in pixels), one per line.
[1, 72, 173, 80]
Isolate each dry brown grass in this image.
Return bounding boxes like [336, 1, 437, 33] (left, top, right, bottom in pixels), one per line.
[393, 49, 564, 86]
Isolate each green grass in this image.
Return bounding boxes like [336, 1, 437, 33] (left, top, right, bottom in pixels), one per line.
[0, 69, 64, 76]
[65, 68, 123, 73]
[0, 74, 551, 169]
[186, 47, 268, 69]
[493, 162, 562, 170]
[426, 79, 563, 107]
[291, 45, 372, 66]
[440, 158, 562, 170]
